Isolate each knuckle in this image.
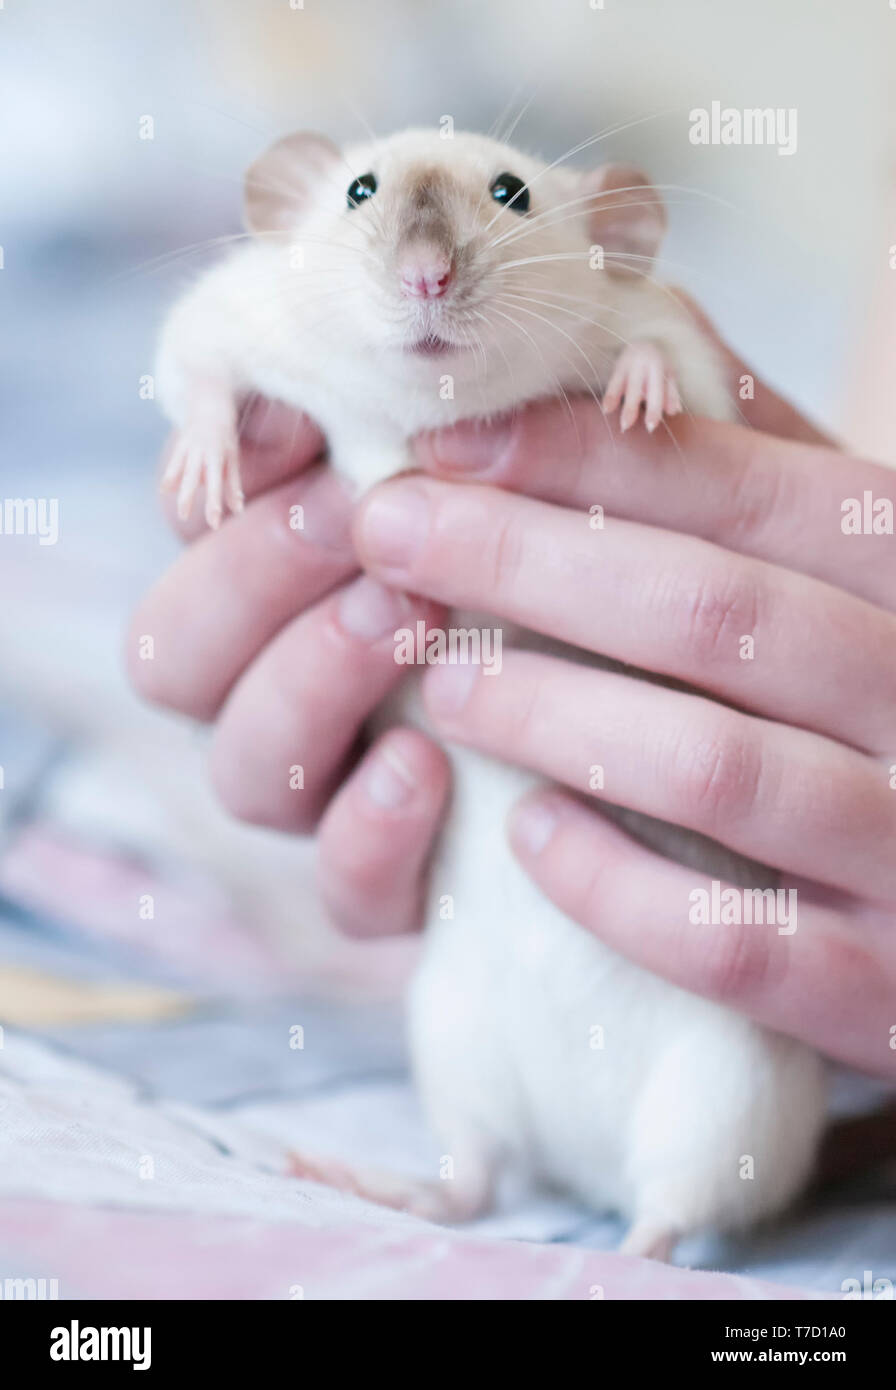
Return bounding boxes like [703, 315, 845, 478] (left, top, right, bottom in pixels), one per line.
[502, 660, 546, 752]
[126, 622, 214, 721]
[484, 508, 526, 596]
[317, 828, 413, 936]
[726, 440, 791, 548]
[323, 838, 382, 900]
[697, 916, 776, 1004]
[209, 743, 317, 832]
[574, 835, 618, 930]
[818, 931, 875, 994]
[668, 718, 764, 826]
[673, 565, 760, 667]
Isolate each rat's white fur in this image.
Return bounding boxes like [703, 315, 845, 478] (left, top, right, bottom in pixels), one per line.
[156, 128, 825, 1254]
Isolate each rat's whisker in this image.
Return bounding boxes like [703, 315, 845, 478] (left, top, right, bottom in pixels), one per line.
[116, 229, 375, 286]
[497, 251, 592, 271]
[479, 105, 681, 240]
[485, 185, 730, 256]
[497, 290, 628, 353]
[492, 294, 619, 453]
[500, 280, 629, 318]
[488, 303, 582, 444]
[489, 83, 534, 144]
[111, 232, 259, 283]
[485, 187, 656, 253]
[508, 179, 733, 233]
[471, 308, 520, 406]
[334, 88, 380, 146]
[487, 195, 715, 259]
[500, 85, 543, 146]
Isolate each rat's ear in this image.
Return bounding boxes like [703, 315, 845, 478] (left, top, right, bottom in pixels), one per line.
[244, 131, 342, 234]
[581, 164, 666, 273]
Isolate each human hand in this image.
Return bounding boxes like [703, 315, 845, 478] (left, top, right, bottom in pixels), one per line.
[128, 398, 450, 937]
[351, 356, 896, 1077]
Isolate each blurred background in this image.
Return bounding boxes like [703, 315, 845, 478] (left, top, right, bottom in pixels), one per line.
[0, 0, 894, 975]
[0, 0, 894, 1296]
[1, 0, 894, 708]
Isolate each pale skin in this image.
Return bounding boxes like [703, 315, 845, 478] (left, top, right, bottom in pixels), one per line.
[129, 316, 896, 1080]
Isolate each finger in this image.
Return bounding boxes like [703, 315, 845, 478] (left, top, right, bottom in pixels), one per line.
[420, 649, 896, 904]
[317, 728, 450, 937]
[354, 476, 896, 754]
[160, 397, 325, 543]
[507, 789, 893, 1077]
[413, 405, 896, 611]
[209, 577, 446, 832]
[128, 464, 356, 720]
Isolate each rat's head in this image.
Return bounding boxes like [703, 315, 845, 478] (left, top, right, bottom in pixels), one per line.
[244, 128, 665, 375]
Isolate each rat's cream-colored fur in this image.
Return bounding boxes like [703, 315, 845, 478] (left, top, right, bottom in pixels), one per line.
[156, 129, 826, 1257]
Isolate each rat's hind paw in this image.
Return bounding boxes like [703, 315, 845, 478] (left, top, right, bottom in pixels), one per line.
[160, 429, 244, 529]
[618, 1218, 680, 1263]
[602, 342, 683, 434]
[286, 1149, 489, 1224]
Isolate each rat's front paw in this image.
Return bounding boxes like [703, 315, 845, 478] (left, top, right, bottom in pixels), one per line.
[603, 342, 683, 434]
[161, 428, 244, 529]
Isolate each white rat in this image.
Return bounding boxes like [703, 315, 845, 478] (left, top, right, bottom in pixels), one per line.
[156, 128, 826, 1259]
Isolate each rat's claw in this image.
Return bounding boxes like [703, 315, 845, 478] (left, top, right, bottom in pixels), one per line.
[161, 436, 188, 493]
[162, 427, 243, 527]
[204, 460, 223, 530]
[620, 377, 646, 432]
[160, 462, 179, 494]
[224, 450, 245, 515]
[643, 357, 666, 433]
[606, 343, 683, 434]
[176, 448, 203, 520]
[602, 368, 626, 417]
[286, 1148, 488, 1223]
[664, 377, 683, 416]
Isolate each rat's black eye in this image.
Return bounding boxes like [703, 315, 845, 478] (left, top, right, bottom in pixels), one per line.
[347, 173, 377, 208]
[489, 172, 529, 214]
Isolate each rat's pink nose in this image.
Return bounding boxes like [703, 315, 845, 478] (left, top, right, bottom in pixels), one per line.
[398, 244, 454, 299]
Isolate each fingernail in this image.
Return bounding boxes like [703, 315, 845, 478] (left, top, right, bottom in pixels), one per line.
[416, 416, 514, 474]
[338, 576, 408, 640]
[424, 662, 478, 717]
[359, 483, 429, 571]
[364, 742, 417, 808]
[299, 469, 354, 552]
[510, 797, 559, 856]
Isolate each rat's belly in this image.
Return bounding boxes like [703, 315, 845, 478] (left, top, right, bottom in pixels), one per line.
[405, 738, 704, 1199]
[407, 742, 634, 1202]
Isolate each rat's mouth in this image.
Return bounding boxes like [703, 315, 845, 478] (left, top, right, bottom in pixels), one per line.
[407, 334, 461, 357]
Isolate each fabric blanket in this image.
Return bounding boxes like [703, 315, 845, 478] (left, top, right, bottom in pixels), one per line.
[1, 708, 894, 1300]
